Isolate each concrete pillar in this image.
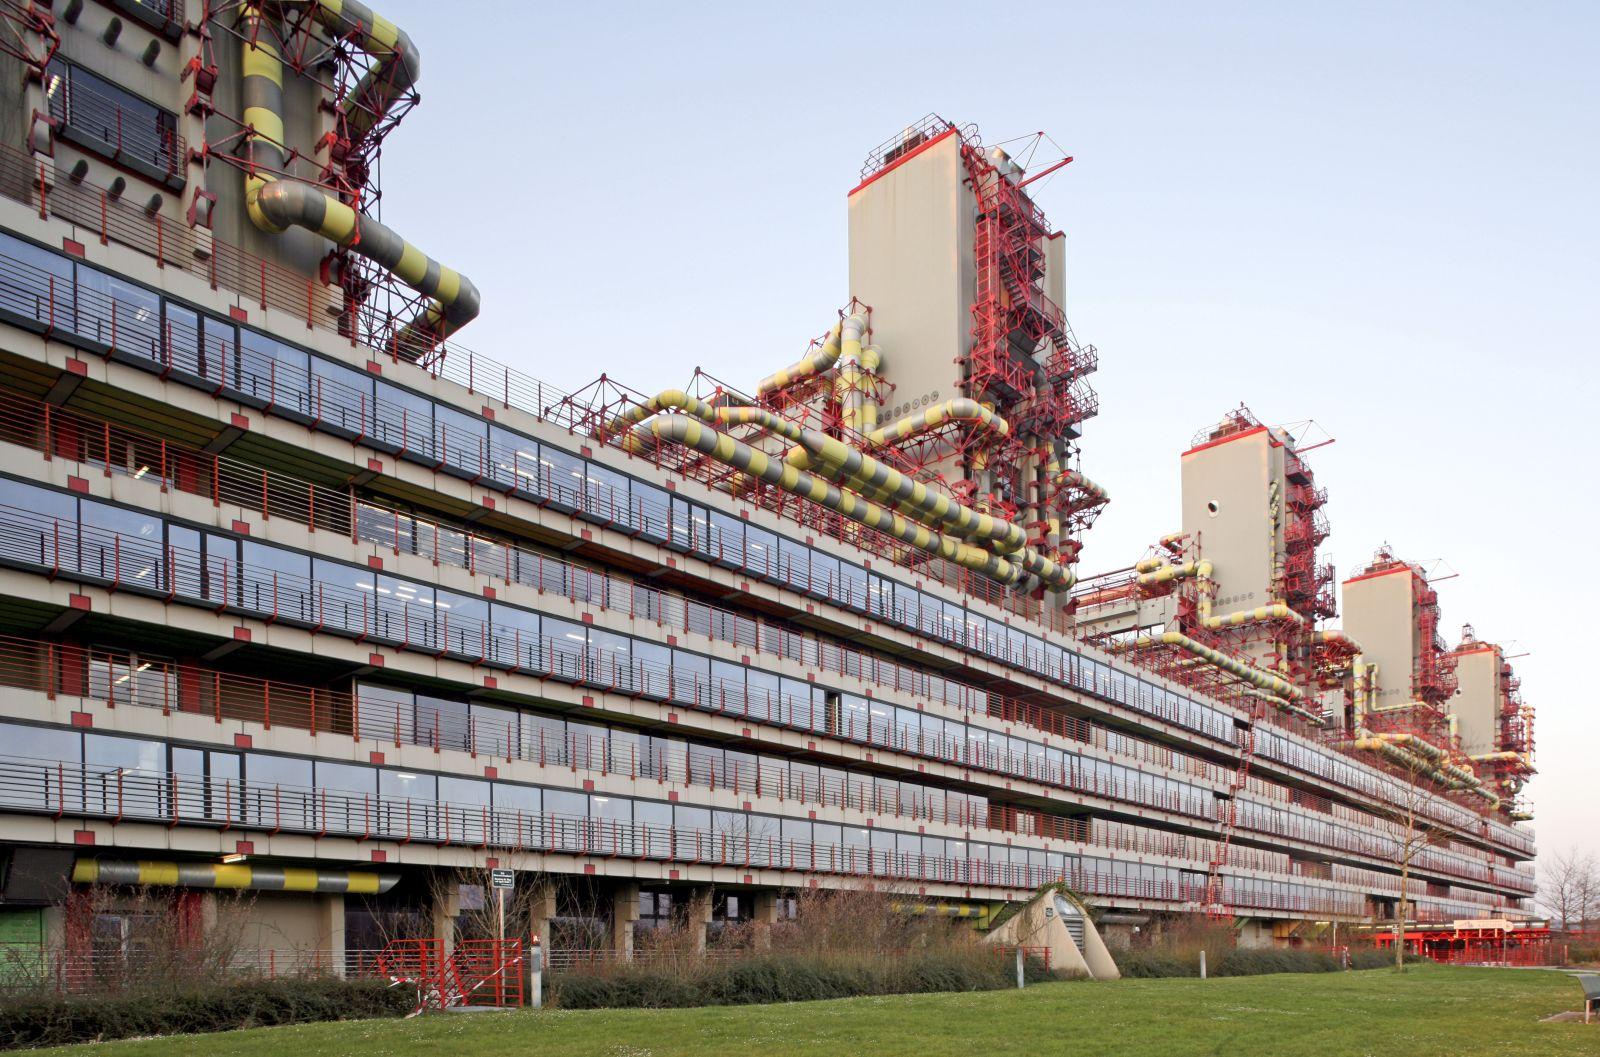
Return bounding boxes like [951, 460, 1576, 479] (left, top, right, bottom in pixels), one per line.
[432, 883, 461, 959]
[610, 883, 640, 960]
[40, 904, 66, 951]
[751, 890, 780, 949]
[197, 890, 219, 936]
[526, 879, 558, 953]
[318, 894, 346, 978]
[685, 887, 714, 953]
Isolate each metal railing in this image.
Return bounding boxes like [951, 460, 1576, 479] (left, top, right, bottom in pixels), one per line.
[0, 629, 1517, 907]
[0, 484, 1525, 895]
[46, 63, 185, 182]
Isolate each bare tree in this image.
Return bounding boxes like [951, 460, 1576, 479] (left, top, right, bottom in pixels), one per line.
[1541, 846, 1599, 932]
[1368, 749, 1467, 972]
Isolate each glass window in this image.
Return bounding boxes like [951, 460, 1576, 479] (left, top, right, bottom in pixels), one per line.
[374, 574, 434, 647]
[46, 59, 179, 177]
[316, 761, 376, 795]
[84, 733, 163, 774]
[311, 356, 374, 436]
[79, 500, 162, 589]
[75, 266, 161, 358]
[489, 426, 539, 493]
[635, 799, 672, 858]
[240, 540, 311, 621]
[536, 445, 585, 511]
[373, 380, 434, 459]
[416, 695, 471, 752]
[435, 404, 488, 477]
[707, 511, 743, 567]
[0, 231, 75, 329]
[470, 702, 520, 758]
[380, 768, 436, 801]
[579, 462, 630, 525]
[1, 721, 80, 764]
[0, 476, 77, 573]
[311, 559, 375, 635]
[237, 329, 310, 415]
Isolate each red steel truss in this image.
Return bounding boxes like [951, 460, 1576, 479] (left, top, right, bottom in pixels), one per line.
[198, 3, 439, 362]
[0, 0, 58, 78]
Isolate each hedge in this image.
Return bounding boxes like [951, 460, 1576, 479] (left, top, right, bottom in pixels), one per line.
[0, 977, 413, 1051]
[1117, 947, 1417, 978]
[553, 950, 1060, 1010]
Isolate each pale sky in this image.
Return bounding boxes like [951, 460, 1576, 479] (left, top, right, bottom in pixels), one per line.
[371, 2, 1597, 880]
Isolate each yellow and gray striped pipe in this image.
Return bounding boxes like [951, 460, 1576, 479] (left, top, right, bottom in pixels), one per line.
[866, 398, 1009, 449]
[73, 858, 399, 893]
[835, 342, 881, 436]
[1134, 629, 1305, 701]
[239, 3, 480, 341]
[1352, 732, 1499, 807]
[1135, 558, 1308, 629]
[1054, 467, 1110, 510]
[615, 391, 1070, 588]
[786, 433, 1025, 551]
[756, 316, 853, 398]
[645, 416, 1021, 584]
[610, 391, 1069, 586]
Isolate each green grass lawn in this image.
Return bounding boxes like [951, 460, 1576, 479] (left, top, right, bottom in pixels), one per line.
[31, 965, 1597, 1057]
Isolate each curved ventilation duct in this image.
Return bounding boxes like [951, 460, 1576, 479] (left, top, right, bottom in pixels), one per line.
[239, 1, 480, 347]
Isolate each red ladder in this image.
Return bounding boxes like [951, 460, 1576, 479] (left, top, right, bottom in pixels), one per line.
[1203, 706, 1264, 919]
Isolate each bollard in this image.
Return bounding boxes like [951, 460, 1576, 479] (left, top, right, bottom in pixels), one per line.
[530, 939, 543, 1008]
[1016, 946, 1025, 989]
[1200, 949, 1207, 979]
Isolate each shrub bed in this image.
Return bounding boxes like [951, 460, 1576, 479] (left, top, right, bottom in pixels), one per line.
[552, 949, 1058, 1010]
[0, 977, 412, 1051]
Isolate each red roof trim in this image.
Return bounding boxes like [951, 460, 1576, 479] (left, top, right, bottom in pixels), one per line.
[1341, 565, 1414, 587]
[848, 127, 959, 197]
[1181, 424, 1269, 458]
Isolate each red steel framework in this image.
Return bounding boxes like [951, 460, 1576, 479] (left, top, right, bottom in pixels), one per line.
[575, 116, 1110, 596]
[1448, 627, 1535, 813]
[0, 0, 58, 77]
[191, 3, 440, 360]
[1350, 547, 1458, 744]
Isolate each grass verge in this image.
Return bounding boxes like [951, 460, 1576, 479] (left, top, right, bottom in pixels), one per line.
[25, 965, 1599, 1057]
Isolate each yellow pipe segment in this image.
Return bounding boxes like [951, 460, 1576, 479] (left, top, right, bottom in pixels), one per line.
[72, 858, 397, 893]
[1135, 630, 1305, 701]
[1352, 733, 1500, 807]
[756, 316, 853, 398]
[645, 416, 1022, 585]
[866, 398, 1010, 449]
[237, 2, 479, 340]
[785, 431, 1027, 552]
[836, 343, 882, 436]
[1136, 558, 1309, 629]
[1054, 468, 1111, 509]
[1242, 687, 1327, 726]
[738, 407, 1072, 589]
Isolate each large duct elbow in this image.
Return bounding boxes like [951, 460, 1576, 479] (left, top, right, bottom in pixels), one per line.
[239, 3, 479, 347]
[252, 180, 480, 333]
